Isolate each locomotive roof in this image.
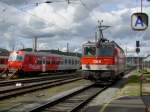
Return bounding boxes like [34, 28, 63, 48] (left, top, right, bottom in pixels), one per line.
[83, 40, 124, 54]
[83, 41, 96, 45]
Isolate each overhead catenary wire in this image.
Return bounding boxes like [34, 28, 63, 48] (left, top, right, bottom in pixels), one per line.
[20, 4, 70, 30]
[0, 1, 70, 31]
[79, 0, 99, 21]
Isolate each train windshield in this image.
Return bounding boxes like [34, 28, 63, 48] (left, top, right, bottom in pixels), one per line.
[97, 47, 114, 56]
[9, 53, 24, 61]
[84, 47, 96, 56]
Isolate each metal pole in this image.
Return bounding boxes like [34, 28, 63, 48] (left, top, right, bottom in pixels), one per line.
[33, 37, 37, 52]
[141, 0, 143, 12]
[67, 43, 69, 53]
[140, 78, 142, 96]
[95, 32, 97, 42]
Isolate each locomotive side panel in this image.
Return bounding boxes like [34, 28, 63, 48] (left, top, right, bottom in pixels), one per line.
[114, 47, 125, 76]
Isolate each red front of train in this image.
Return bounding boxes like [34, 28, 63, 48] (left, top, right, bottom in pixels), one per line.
[7, 51, 61, 76]
[7, 50, 80, 77]
[81, 40, 125, 81]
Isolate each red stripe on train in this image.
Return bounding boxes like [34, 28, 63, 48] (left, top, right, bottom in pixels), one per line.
[81, 56, 115, 65]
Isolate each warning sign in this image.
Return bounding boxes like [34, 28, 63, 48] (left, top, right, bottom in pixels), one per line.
[131, 13, 148, 31]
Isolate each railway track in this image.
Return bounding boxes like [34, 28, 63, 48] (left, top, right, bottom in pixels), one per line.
[0, 72, 80, 86]
[28, 84, 107, 112]
[0, 76, 82, 100]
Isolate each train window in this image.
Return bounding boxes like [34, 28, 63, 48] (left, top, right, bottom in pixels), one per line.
[46, 60, 50, 64]
[37, 57, 42, 64]
[97, 47, 114, 56]
[9, 53, 17, 61]
[17, 55, 24, 61]
[69, 59, 71, 64]
[72, 59, 74, 65]
[75, 60, 77, 65]
[0, 59, 4, 64]
[37, 60, 42, 64]
[84, 47, 96, 56]
[78, 60, 80, 64]
[65, 59, 67, 64]
[60, 60, 63, 65]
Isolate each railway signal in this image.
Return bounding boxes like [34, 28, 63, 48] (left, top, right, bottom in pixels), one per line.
[136, 41, 140, 47]
[135, 41, 140, 54]
[136, 47, 140, 54]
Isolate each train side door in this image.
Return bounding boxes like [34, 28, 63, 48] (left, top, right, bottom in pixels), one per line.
[42, 57, 46, 72]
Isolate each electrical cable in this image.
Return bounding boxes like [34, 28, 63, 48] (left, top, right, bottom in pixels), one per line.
[79, 0, 99, 21]
[0, 1, 70, 30]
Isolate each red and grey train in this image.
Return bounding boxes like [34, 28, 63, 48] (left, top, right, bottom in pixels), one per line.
[81, 38, 125, 81]
[7, 50, 80, 77]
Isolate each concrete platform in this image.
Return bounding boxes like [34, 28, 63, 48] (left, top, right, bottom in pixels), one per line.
[103, 96, 146, 112]
[142, 95, 150, 112]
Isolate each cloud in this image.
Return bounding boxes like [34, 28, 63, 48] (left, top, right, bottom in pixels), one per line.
[0, 0, 150, 56]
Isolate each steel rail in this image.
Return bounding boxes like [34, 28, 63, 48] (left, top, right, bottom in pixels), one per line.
[0, 73, 80, 86]
[28, 84, 107, 112]
[0, 77, 82, 100]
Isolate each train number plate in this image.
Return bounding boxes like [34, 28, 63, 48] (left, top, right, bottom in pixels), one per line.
[93, 60, 101, 64]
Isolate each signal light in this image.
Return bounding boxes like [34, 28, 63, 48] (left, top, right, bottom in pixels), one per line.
[136, 41, 140, 47]
[136, 47, 140, 54]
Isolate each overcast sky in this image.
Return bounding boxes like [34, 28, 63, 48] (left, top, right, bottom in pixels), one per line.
[0, 0, 150, 57]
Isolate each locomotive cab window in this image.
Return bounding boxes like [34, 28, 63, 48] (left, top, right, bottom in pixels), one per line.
[9, 53, 24, 61]
[84, 46, 96, 56]
[17, 55, 24, 61]
[97, 47, 114, 56]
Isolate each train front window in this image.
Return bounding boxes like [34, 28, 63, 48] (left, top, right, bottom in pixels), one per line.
[9, 53, 17, 61]
[97, 47, 114, 56]
[9, 53, 24, 61]
[84, 47, 96, 56]
[16, 55, 24, 61]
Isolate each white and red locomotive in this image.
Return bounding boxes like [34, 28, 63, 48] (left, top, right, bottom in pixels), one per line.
[7, 50, 80, 77]
[81, 38, 125, 81]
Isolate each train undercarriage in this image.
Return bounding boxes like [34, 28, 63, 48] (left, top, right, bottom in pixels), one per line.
[82, 70, 124, 82]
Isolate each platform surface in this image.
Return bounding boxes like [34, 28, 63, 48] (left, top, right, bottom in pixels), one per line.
[103, 96, 146, 112]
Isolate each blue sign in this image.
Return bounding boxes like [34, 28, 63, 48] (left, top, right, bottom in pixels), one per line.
[131, 13, 148, 31]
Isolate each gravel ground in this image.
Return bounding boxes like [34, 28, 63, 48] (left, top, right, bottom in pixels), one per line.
[80, 71, 134, 112]
[0, 79, 92, 112]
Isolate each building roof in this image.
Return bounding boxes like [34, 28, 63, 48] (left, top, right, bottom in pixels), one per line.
[0, 48, 9, 56]
[143, 55, 150, 62]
